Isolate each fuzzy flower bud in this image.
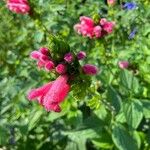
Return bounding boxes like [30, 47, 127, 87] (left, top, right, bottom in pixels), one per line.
[45, 61, 55, 71]
[77, 51, 86, 60]
[118, 61, 129, 69]
[82, 64, 98, 75]
[56, 64, 67, 74]
[64, 52, 74, 63]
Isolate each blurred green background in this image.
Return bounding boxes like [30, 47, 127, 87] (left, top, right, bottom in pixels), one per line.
[0, 0, 150, 150]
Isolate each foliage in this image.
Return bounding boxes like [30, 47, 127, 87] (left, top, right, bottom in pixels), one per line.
[0, 0, 150, 150]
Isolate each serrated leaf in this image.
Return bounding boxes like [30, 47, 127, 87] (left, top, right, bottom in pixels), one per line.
[112, 124, 138, 150]
[107, 86, 122, 113]
[123, 99, 143, 129]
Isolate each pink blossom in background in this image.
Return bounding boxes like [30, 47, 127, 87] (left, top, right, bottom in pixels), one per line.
[64, 52, 74, 63]
[118, 61, 129, 69]
[82, 64, 98, 75]
[107, 0, 116, 5]
[77, 51, 86, 60]
[7, 0, 30, 14]
[74, 16, 115, 38]
[27, 75, 70, 112]
[30, 47, 55, 71]
[56, 64, 67, 74]
[93, 26, 102, 38]
[102, 21, 115, 34]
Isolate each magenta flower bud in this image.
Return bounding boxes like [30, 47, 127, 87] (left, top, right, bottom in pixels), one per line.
[39, 47, 49, 55]
[45, 61, 55, 71]
[30, 51, 41, 60]
[82, 64, 98, 75]
[107, 0, 116, 6]
[56, 64, 67, 74]
[118, 61, 129, 69]
[39, 55, 49, 63]
[64, 52, 74, 63]
[77, 51, 86, 60]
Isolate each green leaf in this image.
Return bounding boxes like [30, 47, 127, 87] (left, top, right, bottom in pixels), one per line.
[119, 70, 140, 95]
[141, 100, 150, 118]
[107, 86, 122, 113]
[123, 99, 143, 129]
[28, 110, 43, 131]
[112, 124, 138, 150]
[0, 125, 9, 145]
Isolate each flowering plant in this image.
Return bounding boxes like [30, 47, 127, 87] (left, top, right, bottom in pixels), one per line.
[0, 0, 150, 150]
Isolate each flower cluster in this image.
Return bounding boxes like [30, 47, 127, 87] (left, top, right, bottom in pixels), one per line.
[74, 16, 115, 38]
[7, 0, 30, 14]
[28, 45, 98, 112]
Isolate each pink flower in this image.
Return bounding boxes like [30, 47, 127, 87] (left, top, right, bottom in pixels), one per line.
[107, 0, 116, 5]
[7, 0, 30, 14]
[80, 16, 94, 27]
[64, 52, 73, 63]
[102, 21, 115, 34]
[82, 64, 98, 75]
[100, 18, 107, 26]
[56, 64, 67, 74]
[77, 51, 86, 60]
[30, 47, 55, 71]
[93, 26, 102, 38]
[74, 16, 95, 38]
[45, 61, 55, 71]
[118, 61, 129, 69]
[27, 75, 70, 112]
[39, 47, 49, 55]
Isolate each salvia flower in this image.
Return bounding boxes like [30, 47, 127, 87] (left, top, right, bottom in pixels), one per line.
[77, 51, 86, 60]
[74, 16, 115, 39]
[30, 47, 55, 71]
[27, 75, 70, 112]
[118, 61, 129, 69]
[128, 28, 137, 40]
[7, 0, 30, 14]
[82, 64, 98, 75]
[64, 52, 74, 63]
[28, 46, 98, 112]
[123, 2, 137, 10]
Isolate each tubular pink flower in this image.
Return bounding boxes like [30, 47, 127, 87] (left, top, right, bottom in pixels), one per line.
[56, 64, 67, 74]
[64, 52, 74, 63]
[82, 64, 98, 75]
[27, 75, 70, 112]
[77, 51, 86, 60]
[7, 0, 30, 14]
[43, 75, 70, 112]
[118, 61, 129, 69]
